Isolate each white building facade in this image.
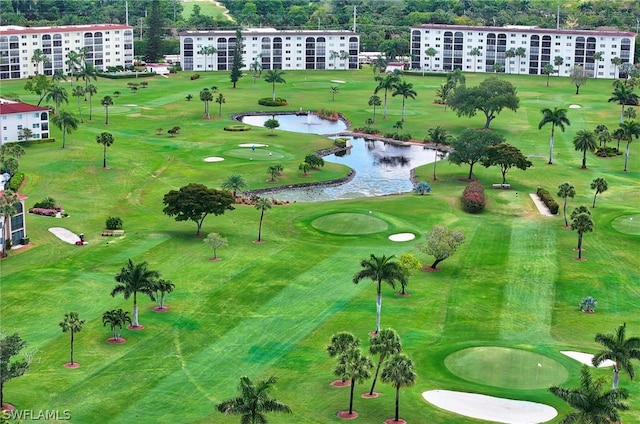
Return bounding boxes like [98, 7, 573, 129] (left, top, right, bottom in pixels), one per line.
[179, 28, 359, 72]
[0, 193, 28, 253]
[0, 24, 135, 80]
[0, 99, 50, 144]
[410, 24, 636, 78]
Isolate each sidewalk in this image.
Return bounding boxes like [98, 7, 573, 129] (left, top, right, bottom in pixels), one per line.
[528, 193, 556, 217]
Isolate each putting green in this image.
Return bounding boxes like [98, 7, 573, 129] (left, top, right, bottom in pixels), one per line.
[311, 213, 388, 235]
[611, 214, 640, 235]
[445, 346, 568, 390]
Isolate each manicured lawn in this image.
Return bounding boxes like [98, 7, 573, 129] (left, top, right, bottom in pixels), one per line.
[1, 67, 639, 423]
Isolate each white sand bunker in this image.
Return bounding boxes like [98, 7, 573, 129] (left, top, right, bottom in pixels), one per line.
[331, 79, 346, 84]
[238, 143, 268, 148]
[569, 104, 581, 109]
[124, 104, 138, 107]
[423, 390, 557, 424]
[49, 227, 82, 244]
[388, 233, 415, 242]
[204, 157, 224, 162]
[561, 351, 615, 367]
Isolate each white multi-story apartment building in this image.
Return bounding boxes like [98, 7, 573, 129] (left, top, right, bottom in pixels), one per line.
[179, 28, 359, 72]
[0, 24, 135, 80]
[0, 98, 50, 144]
[410, 24, 636, 78]
[0, 192, 28, 253]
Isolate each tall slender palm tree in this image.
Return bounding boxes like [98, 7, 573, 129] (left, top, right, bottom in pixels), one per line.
[353, 254, 407, 334]
[59, 312, 85, 366]
[469, 47, 481, 72]
[590, 177, 608, 208]
[72, 86, 85, 123]
[381, 353, 417, 423]
[619, 120, 640, 172]
[374, 73, 400, 119]
[52, 110, 80, 148]
[250, 56, 262, 83]
[264, 69, 286, 101]
[152, 279, 175, 310]
[542, 64, 555, 87]
[505, 48, 516, 74]
[591, 51, 603, 78]
[330, 86, 339, 101]
[78, 62, 97, 100]
[215, 93, 225, 117]
[425, 47, 437, 71]
[327, 332, 360, 358]
[102, 309, 131, 341]
[514, 47, 526, 74]
[426, 126, 451, 181]
[609, 83, 638, 124]
[96, 132, 114, 168]
[255, 197, 272, 242]
[550, 365, 629, 423]
[86, 84, 97, 121]
[557, 182, 576, 227]
[45, 85, 69, 115]
[368, 328, 402, 396]
[111, 259, 159, 328]
[31, 48, 49, 75]
[571, 209, 594, 260]
[101, 95, 113, 125]
[217, 376, 291, 424]
[368, 95, 381, 123]
[392, 80, 417, 122]
[0, 190, 18, 257]
[221, 174, 247, 197]
[198, 46, 217, 71]
[611, 56, 622, 79]
[554, 55, 564, 76]
[573, 129, 597, 169]
[200, 88, 213, 119]
[334, 347, 373, 416]
[593, 323, 640, 390]
[539, 107, 571, 165]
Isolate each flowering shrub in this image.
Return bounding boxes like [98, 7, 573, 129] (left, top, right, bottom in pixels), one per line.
[462, 182, 485, 213]
[29, 208, 59, 216]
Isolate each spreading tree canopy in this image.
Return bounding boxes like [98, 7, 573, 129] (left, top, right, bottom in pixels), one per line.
[482, 143, 533, 184]
[447, 77, 519, 128]
[448, 129, 505, 179]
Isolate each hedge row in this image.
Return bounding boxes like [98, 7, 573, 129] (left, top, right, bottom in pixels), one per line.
[536, 187, 559, 214]
[258, 97, 288, 106]
[15, 138, 56, 146]
[223, 125, 252, 132]
[462, 181, 485, 213]
[96, 72, 155, 79]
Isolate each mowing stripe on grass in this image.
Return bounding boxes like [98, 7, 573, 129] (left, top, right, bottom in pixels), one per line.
[499, 219, 557, 344]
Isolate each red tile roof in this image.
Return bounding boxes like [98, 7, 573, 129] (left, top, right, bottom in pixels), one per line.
[0, 24, 133, 35]
[0, 102, 49, 115]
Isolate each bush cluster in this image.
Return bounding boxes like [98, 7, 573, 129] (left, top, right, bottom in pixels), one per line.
[32, 197, 59, 210]
[536, 187, 559, 214]
[334, 138, 348, 148]
[190, 73, 200, 80]
[462, 182, 486, 213]
[105, 216, 123, 230]
[223, 125, 252, 132]
[594, 147, 620, 157]
[383, 132, 412, 141]
[353, 126, 380, 134]
[29, 208, 59, 217]
[258, 97, 287, 106]
[316, 108, 339, 122]
[7, 172, 23, 191]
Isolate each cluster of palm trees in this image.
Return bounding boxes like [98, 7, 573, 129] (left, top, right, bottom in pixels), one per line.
[372, 71, 417, 122]
[550, 323, 640, 423]
[327, 329, 416, 422]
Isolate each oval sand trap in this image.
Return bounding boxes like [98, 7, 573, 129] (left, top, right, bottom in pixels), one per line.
[389, 233, 415, 242]
[204, 157, 224, 162]
[569, 104, 581, 108]
[331, 79, 346, 84]
[238, 143, 268, 148]
[561, 351, 615, 367]
[423, 390, 557, 424]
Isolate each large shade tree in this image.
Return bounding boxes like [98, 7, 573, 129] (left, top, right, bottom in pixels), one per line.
[0, 333, 30, 407]
[482, 143, 533, 185]
[447, 77, 519, 129]
[216, 376, 291, 423]
[448, 129, 504, 179]
[111, 259, 160, 328]
[162, 183, 235, 236]
[381, 353, 417, 423]
[538, 107, 571, 165]
[352, 254, 407, 335]
[592, 323, 640, 390]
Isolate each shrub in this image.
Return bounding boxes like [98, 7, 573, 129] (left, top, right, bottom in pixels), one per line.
[190, 73, 200, 80]
[384, 132, 396, 138]
[105, 216, 123, 230]
[223, 125, 252, 132]
[353, 126, 380, 135]
[33, 197, 56, 209]
[258, 97, 287, 106]
[536, 187, 559, 214]
[7, 172, 24, 191]
[29, 208, 58, 216]
[334, 138, 348, 148]
[580, 296, 597, 313]
[414, 182, 432, 195]
[395, 133, 412, 141]
[462, 182, 485, 213]
[316, 108, 339, 121]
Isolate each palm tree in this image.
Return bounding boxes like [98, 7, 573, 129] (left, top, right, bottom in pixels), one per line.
[250, 56, 262, 83]
[330, 86, 339, 101]
[329, 50, 340, 69]
[255, 197, 272, 242]
[71, 86, 85, 123]
[264, 69, 286, 101]
[221, 174, 247, 197]
[368, 95, 381, 123]
[52, 110, 80, 149]
[217, 376, 291, 423]
[59, 312, 85, 366]
[267, 166, 279, 182]
[198, 46, 217, 71]
[215, 93, 225, 117]
[102, 309, 131, 341]
[425, 47, 437, 71]
[592, 51, 603, 78]
[374, 73, 400, 119]
[31, 48, 49, 75]
[368, 328, 402, 396]
[45, 85, 69, 115]
[334, 347, 373, 416]
[52, 69, 65, 86]
[200, 88, 213, 119]
[557, 182, 576, 227]
[590, 177, 608, 208]
[571, 209, 594, 260]
[101, 95, 113, 125]
[381, 353, 417, 423]
[298, 161, 311, 175]
[593, 323, 640, 390]
[152, 279, 175, 310]
[469, 47, 481, 72]
[609, 83, 638, 124]
[573, 129, 597, 169]
[612, 127, 625, 152]
[554, 55, 564, 76]
[505, 48, 516, 74]
[611, 56, 622, 79]
[86, 84, 97, 121]
[426, 126, 451, 181]
[542, 63, 555, 87]
[78, 62, 97, 99]
[539, 107, 571, 165]
[619, 120, 640, 172]
[392, 80, 417, 122]
[111, 259, 159, 328]
[353, 254, 408, 334]
[0, 190, 18, 257]
[328, 332, 360, 358]
[96, 132, 115, 168]
[515, 47, 526, 74]
[550, 365, 629, 423]
[594, 124, 611, 152]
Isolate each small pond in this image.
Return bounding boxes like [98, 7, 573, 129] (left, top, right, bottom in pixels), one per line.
[240, 112, 347, 134]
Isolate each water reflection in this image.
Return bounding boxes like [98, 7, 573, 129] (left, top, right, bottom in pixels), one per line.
[240, 113, 347, 134]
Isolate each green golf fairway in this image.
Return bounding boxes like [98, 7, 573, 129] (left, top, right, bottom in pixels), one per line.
[611, 214, 640, 236]
[445, 347, 568, 390]
[311, 213, 389, 234]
